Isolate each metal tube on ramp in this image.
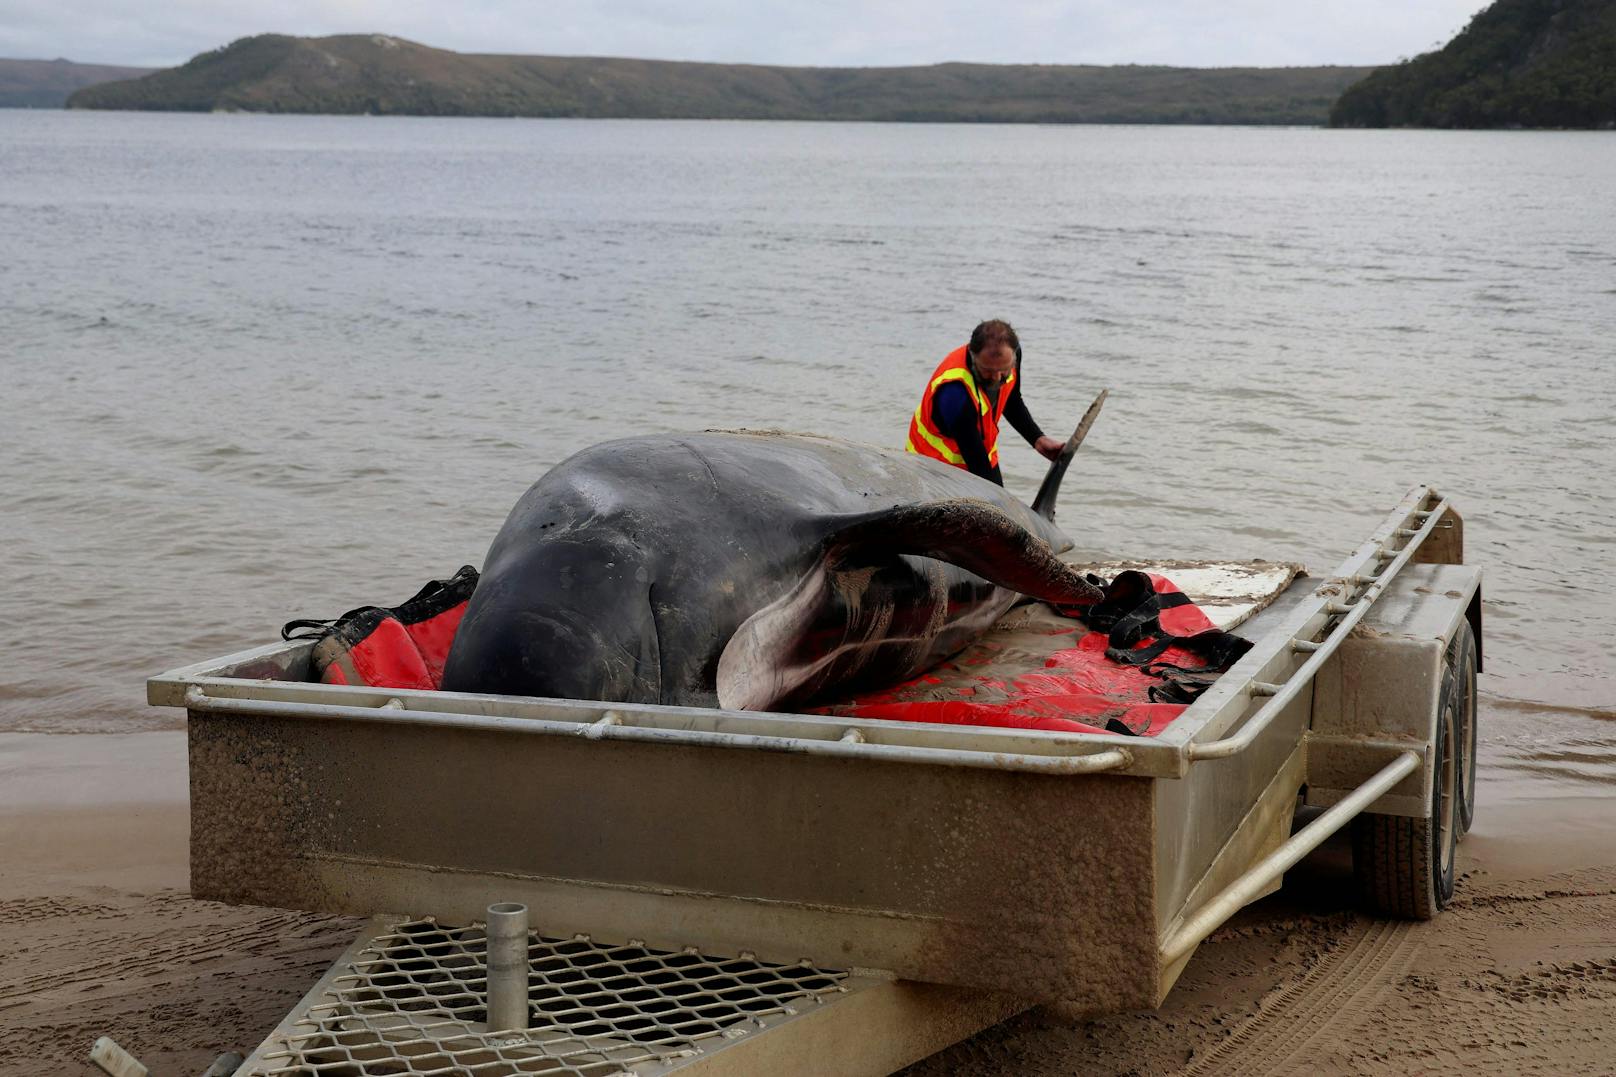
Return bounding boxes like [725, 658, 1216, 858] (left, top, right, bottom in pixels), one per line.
[485, 902, 530, 1032]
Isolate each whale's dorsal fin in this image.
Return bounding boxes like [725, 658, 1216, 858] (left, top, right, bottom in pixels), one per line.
[826, 500, 1101, 606]
[1031, 388, 1108, 521]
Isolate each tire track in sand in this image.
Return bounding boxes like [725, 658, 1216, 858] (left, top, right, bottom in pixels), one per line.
[0, 907, 331, 1003]
[1181, 919, 1420, 1076]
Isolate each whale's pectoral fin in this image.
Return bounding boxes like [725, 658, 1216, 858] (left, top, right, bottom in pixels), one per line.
[825, 499, 1103, 606]
[717, 556, 843, 712]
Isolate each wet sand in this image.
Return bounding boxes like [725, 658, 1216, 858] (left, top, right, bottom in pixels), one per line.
[4, 698, 1614, 1076]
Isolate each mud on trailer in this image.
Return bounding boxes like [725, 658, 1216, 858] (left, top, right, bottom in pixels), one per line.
[148, 485, 1480, 1076]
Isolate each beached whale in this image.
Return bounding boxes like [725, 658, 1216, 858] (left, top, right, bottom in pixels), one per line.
[440, 431, 1100, 711]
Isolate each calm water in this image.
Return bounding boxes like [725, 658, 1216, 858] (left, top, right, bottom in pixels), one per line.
[2, 111, 1613, 732]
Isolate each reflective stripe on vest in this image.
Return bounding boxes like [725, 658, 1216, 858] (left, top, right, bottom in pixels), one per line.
[905, 345, 1015, 471]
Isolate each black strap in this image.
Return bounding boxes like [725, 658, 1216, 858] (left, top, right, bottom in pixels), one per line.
[1075, 571, 1253, 707]
[281, 608, 374, 641]
[1106, 636, 1176, 668]
[279, 566, 479, 642]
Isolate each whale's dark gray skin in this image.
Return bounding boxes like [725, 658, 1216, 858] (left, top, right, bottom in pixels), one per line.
[440, 431, 1101, 712]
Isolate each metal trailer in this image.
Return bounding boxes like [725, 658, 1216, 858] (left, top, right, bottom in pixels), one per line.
[149, 485, 1481, 1076]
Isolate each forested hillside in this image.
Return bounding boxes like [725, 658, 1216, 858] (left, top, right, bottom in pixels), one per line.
[1331, 0, 1616, 127]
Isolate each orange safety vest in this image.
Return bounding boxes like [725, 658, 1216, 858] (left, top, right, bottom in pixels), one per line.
[905, 345, 1016, 471]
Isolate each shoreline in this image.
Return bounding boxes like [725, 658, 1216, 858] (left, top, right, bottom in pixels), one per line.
[3, 699, 1614, 1075]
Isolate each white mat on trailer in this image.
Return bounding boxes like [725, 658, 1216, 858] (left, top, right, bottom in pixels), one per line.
[1065, 559, 1305, 630]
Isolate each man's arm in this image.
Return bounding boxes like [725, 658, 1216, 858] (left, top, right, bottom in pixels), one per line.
[932, 382, 1003, 485]
[1003, 381, 1044, 445]
[1004, 366, 1066, 462]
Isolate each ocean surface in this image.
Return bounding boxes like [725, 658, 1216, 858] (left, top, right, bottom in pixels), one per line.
[2, 110, 1613, 733]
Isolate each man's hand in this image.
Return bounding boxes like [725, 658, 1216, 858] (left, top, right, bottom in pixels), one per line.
[1034, 435, 1065, 461]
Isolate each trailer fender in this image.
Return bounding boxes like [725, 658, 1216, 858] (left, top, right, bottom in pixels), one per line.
[1304, 563, 1482, 819]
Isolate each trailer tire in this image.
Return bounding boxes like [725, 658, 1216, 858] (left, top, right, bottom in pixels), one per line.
[1352, 662, 1459, 919]
[1449, 619, 1478, 838]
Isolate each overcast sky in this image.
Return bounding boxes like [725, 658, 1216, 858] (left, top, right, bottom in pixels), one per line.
[2, 0, 1490, 70]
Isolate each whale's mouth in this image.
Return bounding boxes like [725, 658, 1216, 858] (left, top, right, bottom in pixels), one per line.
[644, 582, 666, 702]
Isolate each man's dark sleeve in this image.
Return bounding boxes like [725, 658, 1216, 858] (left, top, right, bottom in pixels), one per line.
[1003, 378, 1044, 446]
[932, 382, 1002, 485]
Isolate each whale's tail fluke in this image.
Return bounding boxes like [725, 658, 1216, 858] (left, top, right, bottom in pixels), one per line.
[1032, 388, 1108, 522]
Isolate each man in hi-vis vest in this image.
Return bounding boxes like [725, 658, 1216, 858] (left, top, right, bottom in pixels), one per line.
[906, 319, 1065, 486]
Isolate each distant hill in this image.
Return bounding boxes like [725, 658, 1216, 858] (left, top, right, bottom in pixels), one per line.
[66, 33, 1371, 125]
[0, 57, 155, 107]
[1331, 0, 1616, 127]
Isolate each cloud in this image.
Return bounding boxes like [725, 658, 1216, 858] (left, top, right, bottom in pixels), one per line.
[0, 0, 1489, 70]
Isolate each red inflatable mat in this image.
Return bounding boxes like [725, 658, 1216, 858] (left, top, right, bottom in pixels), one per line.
[816, 571, 1253, 738]
[282, 566, 479, 691]
[281, 566, 1255, 739]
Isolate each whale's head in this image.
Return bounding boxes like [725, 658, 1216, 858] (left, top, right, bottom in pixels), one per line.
[442, 530, 664, 704]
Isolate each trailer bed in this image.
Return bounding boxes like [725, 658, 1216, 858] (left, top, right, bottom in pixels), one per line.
[149, 486, 1481, 1074]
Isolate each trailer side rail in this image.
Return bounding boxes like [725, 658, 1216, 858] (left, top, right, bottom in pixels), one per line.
[179, 685, 1136, 776]
[1160, 486, 1455, 762]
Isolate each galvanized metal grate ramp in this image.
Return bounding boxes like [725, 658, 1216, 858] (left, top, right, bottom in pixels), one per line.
[237, 915, 1018, 1076]
[238, 916, 858, 1075]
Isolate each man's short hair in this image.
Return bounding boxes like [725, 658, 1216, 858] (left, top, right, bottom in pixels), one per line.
[969, 319, 1020, 358]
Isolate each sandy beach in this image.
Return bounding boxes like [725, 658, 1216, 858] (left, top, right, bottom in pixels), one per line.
[909, 697, 1616, 1076]
[4, 696, 1613, 1077]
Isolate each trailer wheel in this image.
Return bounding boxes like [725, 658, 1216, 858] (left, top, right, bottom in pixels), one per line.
[1449, 619, 1478, 837]
[1352, 660, 1459, 919]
